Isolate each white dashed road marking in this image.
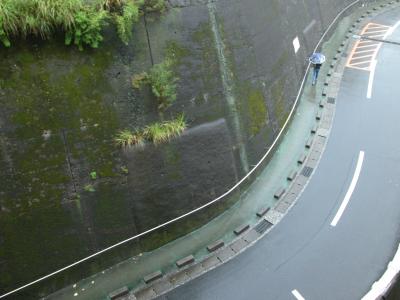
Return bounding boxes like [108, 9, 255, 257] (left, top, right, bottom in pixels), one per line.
[331, 151, 365, 227]
[292, 289, 306, 300]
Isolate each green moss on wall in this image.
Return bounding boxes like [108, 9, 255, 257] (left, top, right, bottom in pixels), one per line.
[191, 22, 221, 93]
[271, 77, 289, 128]
[0, 39, 124, 293]
[248, 89, 268, 136]
[164, 40, 190, 67]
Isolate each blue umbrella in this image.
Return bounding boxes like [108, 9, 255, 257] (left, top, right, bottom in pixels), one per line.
[309, 53, 326, 64]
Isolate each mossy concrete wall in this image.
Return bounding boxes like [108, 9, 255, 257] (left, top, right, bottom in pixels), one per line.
[0, 0, 365, 296]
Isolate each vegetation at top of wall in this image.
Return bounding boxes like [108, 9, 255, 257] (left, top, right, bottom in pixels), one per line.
[114, 1, 142, 45]
[104, 0, 125, 11]
[105, 0, 165, 13]
[0, 0, 82, 47]
[0, 0, 166, 49]
[0, 16, 9, 47]
[114, 114, 186, 148]
[65, 7, 108, 50]
[143, 0, 166, 13]
[132, 59, 178, 111]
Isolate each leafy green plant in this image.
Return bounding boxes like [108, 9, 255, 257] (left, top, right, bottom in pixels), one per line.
[131, 59, 178, 111]
[148, 59, 178, 110]
[0, 16, 10, 47]
[114, 129, 145, 148]
[90, 171, 97, 180]
[115, 1, 142, 45]
[65, 8, 108, 51]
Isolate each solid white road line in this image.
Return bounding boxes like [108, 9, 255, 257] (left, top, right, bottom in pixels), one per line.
[292, 289, 306, 300]
[330, 151, 365, 227]
[367, 60, 377, 99]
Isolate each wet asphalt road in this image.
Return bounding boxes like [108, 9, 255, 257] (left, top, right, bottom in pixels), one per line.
[159, 8, 400, 300]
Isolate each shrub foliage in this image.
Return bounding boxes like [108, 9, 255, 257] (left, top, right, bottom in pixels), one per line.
[132, 59, 178, 111]
[0, 0, 166, 49]
[115, 1, 142, 45]
[0, 0, 83, 46]
[148, 59, 178, 110]
[65, 8, 108, 51]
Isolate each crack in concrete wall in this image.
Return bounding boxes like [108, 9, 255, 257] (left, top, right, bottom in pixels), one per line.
[143, 14, 155, 66]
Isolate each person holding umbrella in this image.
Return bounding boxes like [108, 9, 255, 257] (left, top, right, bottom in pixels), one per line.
[309, 52, 326, 85]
